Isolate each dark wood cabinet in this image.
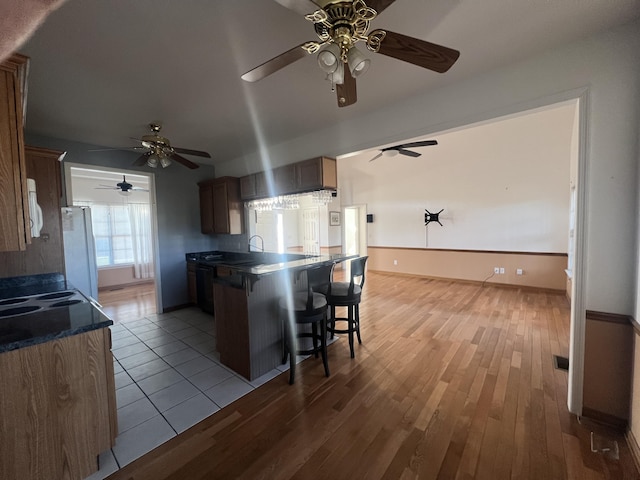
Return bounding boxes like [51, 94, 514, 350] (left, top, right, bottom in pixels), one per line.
[0, 54, 30, 252]
[274, 164, 296, 194]
[239, 156, 337, 201]
[0, 146, 65, 276]
[198, 176, 243, 234]
[296, 156, 337, 192]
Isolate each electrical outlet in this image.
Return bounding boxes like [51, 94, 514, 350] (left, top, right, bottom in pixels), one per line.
[499, 267, 505, 274]
[393, 259, 398, 266]
[516, 268, 523, 275]
[494, 267, 500, 274]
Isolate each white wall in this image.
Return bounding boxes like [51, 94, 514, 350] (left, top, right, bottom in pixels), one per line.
[339, 102, 575, 252]
[217, 19, 640, 316]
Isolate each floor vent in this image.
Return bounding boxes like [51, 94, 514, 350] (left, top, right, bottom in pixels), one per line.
[553, 355, 569, 371]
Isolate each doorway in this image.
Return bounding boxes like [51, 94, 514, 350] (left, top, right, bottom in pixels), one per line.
[343, 205, 367, 276]
[64, 163, 160, 321]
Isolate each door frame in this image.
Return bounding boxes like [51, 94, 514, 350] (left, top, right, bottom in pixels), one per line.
[63, 162, 162, 313]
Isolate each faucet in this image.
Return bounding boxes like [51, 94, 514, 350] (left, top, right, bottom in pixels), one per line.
[248, 234, 264, 253]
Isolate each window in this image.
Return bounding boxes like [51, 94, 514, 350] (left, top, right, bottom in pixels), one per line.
[90, 204, 134, 267]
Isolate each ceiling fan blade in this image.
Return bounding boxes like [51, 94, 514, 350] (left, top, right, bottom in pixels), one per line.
[272, 0, 321, 16]
[133, 153, 150, 166]
[89, 147, 138, 152]
[366, 0, 397, 15]
[369, 152, 383, 162]
[336, 67, 357, 107]
[95, 187, 117, 190]
[241, 43, 312, 82]
[170, 153, 200, 170]
[172, 146, 212, 158]
[396, 148, 421, 157]
[397, 140, 438, 148]
[376, 30, 460, 73]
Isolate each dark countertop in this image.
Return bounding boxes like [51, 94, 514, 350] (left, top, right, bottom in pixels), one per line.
[0, 273, 113, 354]
[186, 250, 356, 276]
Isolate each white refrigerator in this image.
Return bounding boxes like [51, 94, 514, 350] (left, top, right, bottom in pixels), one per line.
[61, 206, 99, 300]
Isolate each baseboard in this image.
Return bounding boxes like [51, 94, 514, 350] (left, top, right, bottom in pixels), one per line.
[367, 269, 566, 294]
[582, 406, 628, 432]
[626, 428, 640, 474]
[162, 303, 196, 313]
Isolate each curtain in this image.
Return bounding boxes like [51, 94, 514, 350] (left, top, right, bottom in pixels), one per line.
[128, 203, 154, 279]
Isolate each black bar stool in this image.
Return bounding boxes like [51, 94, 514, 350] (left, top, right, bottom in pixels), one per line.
[326, 256, 368, 358]
[280, 264, 333, 384]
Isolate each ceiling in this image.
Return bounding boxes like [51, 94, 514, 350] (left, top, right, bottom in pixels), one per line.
[17, 0, 640, 167]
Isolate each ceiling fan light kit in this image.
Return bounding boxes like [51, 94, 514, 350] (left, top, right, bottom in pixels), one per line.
[243, 0, 460, 107]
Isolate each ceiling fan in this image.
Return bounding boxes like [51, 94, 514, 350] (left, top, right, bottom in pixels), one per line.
[96, 175, 149, 196]
[369, 139, 438, 161]
[241, 0, 460, 107]
[91, 123, 211, 169]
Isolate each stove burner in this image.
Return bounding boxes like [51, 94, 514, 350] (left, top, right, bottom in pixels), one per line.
[0, 305, 42, 317]
[50, 299, 84, 307]
[0, 297, 28, 306]
[36, 291, 75, 301]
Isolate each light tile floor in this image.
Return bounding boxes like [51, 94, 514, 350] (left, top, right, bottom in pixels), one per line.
[83, 306, 296, 480]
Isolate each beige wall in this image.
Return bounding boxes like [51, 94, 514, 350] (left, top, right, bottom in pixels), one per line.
[98, 265, 149, 289]
[583, 314, 633, 424]
[368, 246, 567, 290]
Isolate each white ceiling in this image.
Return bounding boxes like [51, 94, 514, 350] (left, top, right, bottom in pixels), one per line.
[18, 0, 640, 166]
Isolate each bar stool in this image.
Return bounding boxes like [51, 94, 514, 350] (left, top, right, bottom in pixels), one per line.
[326, 256, 368, 358]
[280, 264, 333, 384]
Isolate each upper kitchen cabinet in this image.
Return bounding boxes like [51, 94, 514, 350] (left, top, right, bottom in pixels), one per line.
[296, 156, 337, 192]
[0, 54, 30, 252]
[239, 156, 336, 200]
[198, 176, 243, 235]
[0, 146, 65, 276]
[239, 171, 269, 200]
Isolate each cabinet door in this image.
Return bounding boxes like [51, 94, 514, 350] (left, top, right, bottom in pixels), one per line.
[212, 182, 230, 233]
[274, 165, 296, 195]
[187, 264, 197, 304]
[296, 157, 324, 192]
[255, 171, 268, 198]
[239, 174, 255, 200]
[199, 183, 214, 234]
[0, 54, 29, 252]
[0, 146, 65, 275]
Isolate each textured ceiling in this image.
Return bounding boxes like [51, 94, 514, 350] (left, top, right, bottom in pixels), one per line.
[17, 0, 640, 166]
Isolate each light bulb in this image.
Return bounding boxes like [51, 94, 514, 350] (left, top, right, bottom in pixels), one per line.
[146, 154, 159, 168]
[159, 154, 172, 168]
[317, 44, 341, 74]
[347, 46, 370, 77]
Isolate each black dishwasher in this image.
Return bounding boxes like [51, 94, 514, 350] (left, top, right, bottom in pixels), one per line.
[195, 264, 215, 314]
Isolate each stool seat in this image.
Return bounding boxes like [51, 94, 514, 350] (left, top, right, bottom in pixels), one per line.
[279, 291, 327, 317]
[326, 256, 368, 359]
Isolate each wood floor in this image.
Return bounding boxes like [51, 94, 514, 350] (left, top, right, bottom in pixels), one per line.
[106, 272, 638, 480]
[98, 281, 157, 323]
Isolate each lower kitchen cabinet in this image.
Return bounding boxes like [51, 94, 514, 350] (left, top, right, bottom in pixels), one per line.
[0, 328, 117, 480]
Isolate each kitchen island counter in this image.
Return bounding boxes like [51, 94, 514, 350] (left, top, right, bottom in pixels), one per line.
[191, 251, 355, 380]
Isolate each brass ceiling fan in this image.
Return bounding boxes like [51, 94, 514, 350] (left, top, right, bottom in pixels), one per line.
[92, 123, 211, 169]
[241, 0, 460, 107]
[369, 139, 438, 161]
[131, 123, 210, 170]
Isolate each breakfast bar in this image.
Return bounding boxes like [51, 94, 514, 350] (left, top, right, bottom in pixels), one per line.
[186, 251, 354, 380]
